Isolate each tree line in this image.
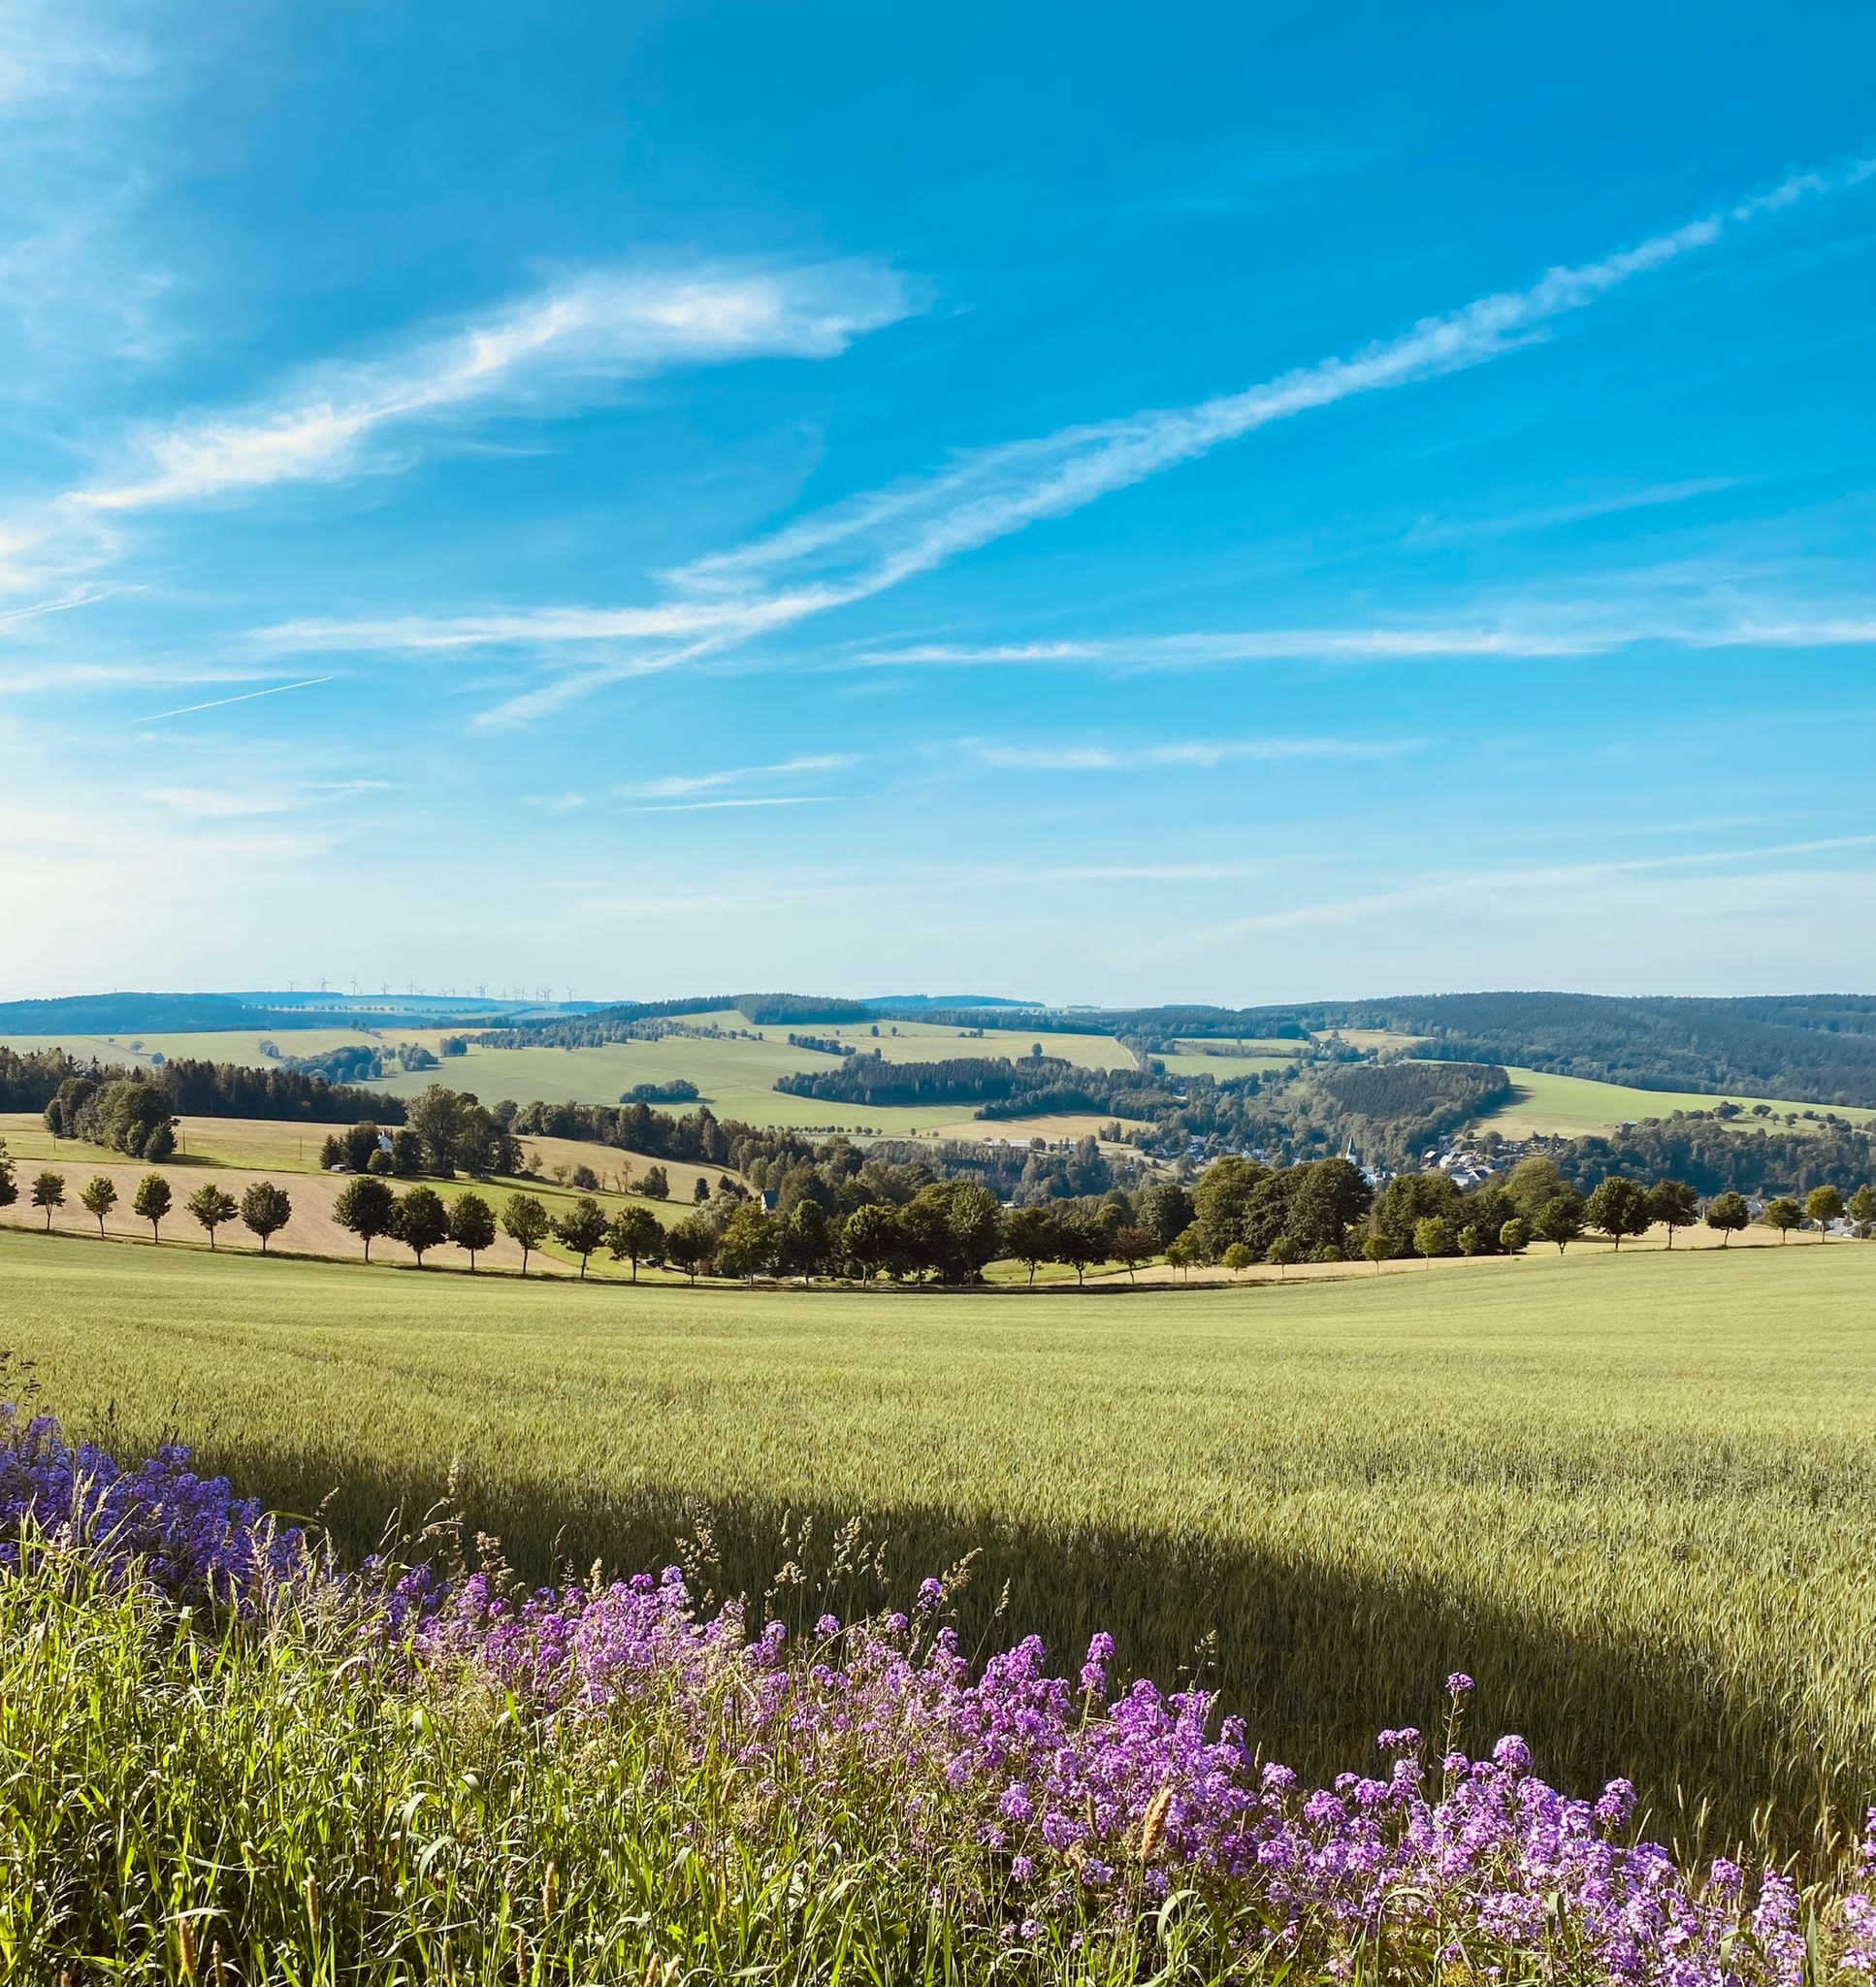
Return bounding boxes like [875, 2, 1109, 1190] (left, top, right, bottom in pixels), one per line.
[8, 1129, 1870, 1287]
[1, 1047, 404, 1125]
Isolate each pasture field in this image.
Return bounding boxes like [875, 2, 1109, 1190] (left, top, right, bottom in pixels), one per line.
[1476, 1064, 1876, 1138]
[0, 1026, 382, 1067]
[6, 1227, 1874, 1855]
[1314, 1026, 1432, 1052]
[1153, 1046, 1298, 1080]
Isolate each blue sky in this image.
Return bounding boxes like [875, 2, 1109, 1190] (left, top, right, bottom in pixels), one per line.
[2, 0, 1872, 1004]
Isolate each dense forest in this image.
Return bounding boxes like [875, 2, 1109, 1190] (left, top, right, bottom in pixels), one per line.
[1314, 1060, 1515, 1137]
[1539, 1119, 1876, 1197]
[1304, 992, 1876, 1105]
[875, 993, 1876, 1108]
[775, 1051, 1069, 1108]
[0, 1047, 405, 1124]
[773, 1051, 1177, 1122]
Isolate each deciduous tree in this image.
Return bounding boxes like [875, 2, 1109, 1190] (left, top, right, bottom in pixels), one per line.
[448, 1191, 497, 1271]
[1191, 1156, 1268, 1258]
[501, 1192, 552, 1276]
[240, 1181, 292, 1254]
[999, 1205, 1058, 1287]
[716, 1202, 777, 1282]
[186, 1184, 240, 1251]
[779, 1198, 830, 1282]
[605, 1205, 662, 1282]
[80, 1174, 117, 1236]
[334, 1176, 397, 1262]
[1165, 1229, 1207, 1280]
[1264, 1236, 1297, 1279]
[1763, 1196, 1802, 1243]
[1586, 1176, 1651, 1251]
[1412, 1216, 1454, 1264]
[1805, 1184, 1845, 1239]
[1139, 1182, 1194, 1249]
[1534, 1189, 1587, 1254]
[553, 1194, 609, 1279]
[132, 1172, 172, 1240]
[664, 1214, 716, 1284]
[1646, 1179, 1699, 1249]
[842, 1202, 904, 1283]
[1704, 1190, 1750, 1246]
[1498, 1217, 1530, 1255]
[395, 1186, 450, 1266]
[32, 1171, 66, 1229]
[1111, 1223, 1155, 1282]
[1505, 1156, 1566, 1222]
[1052, 1210, 1108, 1287]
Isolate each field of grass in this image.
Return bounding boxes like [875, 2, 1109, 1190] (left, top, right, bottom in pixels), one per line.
[1476, 1065, 1876, 1138]
[0, 1026, 383, 1067]
[7, 1227, 1874, 1856]
[1153, 1047, 1298, 1080]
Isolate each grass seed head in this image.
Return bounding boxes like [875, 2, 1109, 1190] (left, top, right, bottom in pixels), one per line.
[1139, 1785, 1173, 1864]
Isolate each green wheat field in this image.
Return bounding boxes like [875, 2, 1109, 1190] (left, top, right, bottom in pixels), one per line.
[5, 1225, 1873, 1860]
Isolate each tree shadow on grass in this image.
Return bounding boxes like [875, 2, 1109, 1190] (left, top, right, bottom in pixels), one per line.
[193, 1436, 1860, 1870]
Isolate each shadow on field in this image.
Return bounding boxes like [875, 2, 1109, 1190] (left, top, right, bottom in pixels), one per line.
[203, 1437, 1853, 1867]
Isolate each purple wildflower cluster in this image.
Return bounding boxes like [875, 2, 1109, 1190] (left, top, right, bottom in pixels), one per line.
[0, 1405, 304, 1603]
[7, 1407, 1876, 1981]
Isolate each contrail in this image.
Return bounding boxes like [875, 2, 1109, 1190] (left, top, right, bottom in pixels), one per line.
[135, 676, 336, 723]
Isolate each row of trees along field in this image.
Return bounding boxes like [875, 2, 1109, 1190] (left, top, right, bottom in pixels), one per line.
[0, 1158, 295, 1253]
[12, 1127, 1867, 1284]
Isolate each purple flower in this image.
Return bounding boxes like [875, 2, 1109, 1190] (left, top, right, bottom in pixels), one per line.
[13, 1405, 1867, 1987]
[1446, 1673, 1474, 1696]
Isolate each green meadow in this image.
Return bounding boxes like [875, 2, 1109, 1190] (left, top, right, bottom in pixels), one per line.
[7, 1226, 1874, 1858]
[1476, 1064, 1876, 1138]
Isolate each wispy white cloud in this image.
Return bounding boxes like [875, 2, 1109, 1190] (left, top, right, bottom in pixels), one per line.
[70, 261, 911, 514]
[143, 778, 387, 819]
[620, 794, 836, 815]
[616, 753, 857, 798]
[1405, 475, 1758, 545]
[961, 734, 1422, 770]
[855, 603, 1876, 669]
[0, 659, 287, 698]
[265, 157, 1872, 723]
[0, 0, 146, 116]
[1206, 833, 1876, 935]
[0, 256, 909, 612]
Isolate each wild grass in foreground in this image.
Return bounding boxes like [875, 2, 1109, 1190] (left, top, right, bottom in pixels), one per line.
[5, 1411, 1874, 1986]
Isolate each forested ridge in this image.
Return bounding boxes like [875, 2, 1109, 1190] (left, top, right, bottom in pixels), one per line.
[894, 993, 1876, 1108]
